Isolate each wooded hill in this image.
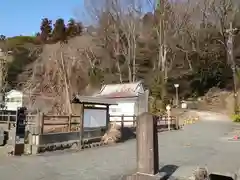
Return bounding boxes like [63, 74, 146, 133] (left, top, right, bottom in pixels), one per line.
[1, 0, 240, 114]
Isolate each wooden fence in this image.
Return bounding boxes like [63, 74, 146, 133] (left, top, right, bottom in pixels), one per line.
[110, 115, 178, 131]
[0, 113, 36, 131]
[0, 113, 178, 135]
[37, 113, 81, 134]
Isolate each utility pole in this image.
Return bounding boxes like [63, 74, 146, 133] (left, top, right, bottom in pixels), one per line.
[226, 22, 238, 114]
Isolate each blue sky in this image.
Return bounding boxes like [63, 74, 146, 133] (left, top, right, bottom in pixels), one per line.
[0, 0, 85, 37]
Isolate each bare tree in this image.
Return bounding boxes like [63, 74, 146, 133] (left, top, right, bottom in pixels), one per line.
[210, 0, 239, 113]
[0, 49, 8, 109]
[118, 3, 142, 82]
[23, 37, 96, 114]
[84, 0, 144, 83]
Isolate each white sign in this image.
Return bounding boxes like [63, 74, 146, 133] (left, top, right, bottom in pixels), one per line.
[84, 109, 107, 128]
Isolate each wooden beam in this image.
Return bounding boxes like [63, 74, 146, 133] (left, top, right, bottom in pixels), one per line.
[106, 105, 110, 126]
[83, 106, 107, 110]
[79, 103, 84, 149]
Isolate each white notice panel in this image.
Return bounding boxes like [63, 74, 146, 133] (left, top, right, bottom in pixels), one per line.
[83, 109, 107, 128]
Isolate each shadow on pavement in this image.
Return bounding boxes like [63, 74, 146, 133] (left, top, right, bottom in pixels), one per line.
[158, 164, 179, 180]
[121, 127, 136, 142]
[209, 173, 235, 180]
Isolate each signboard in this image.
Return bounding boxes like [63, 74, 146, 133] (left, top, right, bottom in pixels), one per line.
[83, 109, 107, 128]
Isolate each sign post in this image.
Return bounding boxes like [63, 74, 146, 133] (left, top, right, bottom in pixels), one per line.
[166, 105, 171, 131]
[174, 84, 179, 107]
[13, 107, 27, 155]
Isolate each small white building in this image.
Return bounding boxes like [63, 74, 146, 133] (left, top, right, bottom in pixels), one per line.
[94, 81, 149, 126]
[5, 90, 23, 111]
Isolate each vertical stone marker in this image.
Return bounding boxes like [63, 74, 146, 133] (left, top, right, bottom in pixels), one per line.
[126, 112, 160, 180]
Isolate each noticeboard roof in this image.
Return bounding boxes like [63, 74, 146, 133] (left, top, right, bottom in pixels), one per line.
[71, 95, 117, 105]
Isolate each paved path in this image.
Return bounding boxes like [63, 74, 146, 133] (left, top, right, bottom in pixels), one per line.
[1, 113, 240, 180]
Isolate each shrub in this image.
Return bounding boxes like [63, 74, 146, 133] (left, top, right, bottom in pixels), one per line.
[231, 114, 240, 122]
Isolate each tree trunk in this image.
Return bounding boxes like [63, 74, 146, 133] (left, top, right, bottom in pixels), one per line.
[157, 0, 165, 71]
[116, 30, 123, 83]
[158, 0, 167, 110]
[186, 52, 193, 71]
[116, 60, 123, 83]
[60, 51, 72, 114]
[127, 34, 132, 82]
[163, 47, 168, 80]
[132, 35, 136, 82]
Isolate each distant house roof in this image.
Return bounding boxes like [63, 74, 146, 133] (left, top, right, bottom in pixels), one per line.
[72, 95, 117, 105]
[94, 81, 144, 98]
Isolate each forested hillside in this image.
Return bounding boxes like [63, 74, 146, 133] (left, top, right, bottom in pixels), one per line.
[1, 0, 240, 114]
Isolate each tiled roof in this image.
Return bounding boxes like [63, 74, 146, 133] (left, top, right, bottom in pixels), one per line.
[72, 95, 117, 105]
[95, 81, 144, 98]
[96, 92, 137, 98]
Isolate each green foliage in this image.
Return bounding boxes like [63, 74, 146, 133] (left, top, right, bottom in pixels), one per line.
[190, 56, 232, 96]
[7, 47, 39, 88]
[150, 73, 163, 99]
[38, 18, 83, 44]
[0, 16, 84, 90]
[0, 35, 6, 41]
[40, 18, 52, 43]
[66, 19, 83, 38]
[88, 67, 104, 86]
[5, 36, 39, 49]
[231, 114, 240, 122]
[52, 18, 67, 43]
[150, 72, 170, 111]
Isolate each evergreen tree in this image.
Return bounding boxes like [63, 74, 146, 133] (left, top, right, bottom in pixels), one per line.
[66, 18, 83, 38]
[66, 18, 77, 37]
[40, 18, 52, 43]
[0, 35, 6, 41]
[52, 18, 67, 43]
[75, 22, 83, 35]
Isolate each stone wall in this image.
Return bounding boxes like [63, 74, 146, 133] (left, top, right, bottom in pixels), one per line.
[27, 131, 81, 154]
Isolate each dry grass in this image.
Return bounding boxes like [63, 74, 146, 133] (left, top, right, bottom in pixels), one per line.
[101, 122, 121, 144]
[196, 87, 240, 115]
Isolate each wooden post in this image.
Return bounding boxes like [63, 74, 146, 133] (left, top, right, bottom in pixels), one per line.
[106, 105, 110, 125]
[133, 115, 136, 127]
[40, 113, 44, 134]
[175, 117, 179, 130]
[136, 112, 159, 175]
[68, 114, 72, 132]
[106, 105, 110, 135]
[79, 104, 84, 149]
[35, 111, 40, 134]
[7, 112, 11, 130]
[121, 114, 124, 134]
